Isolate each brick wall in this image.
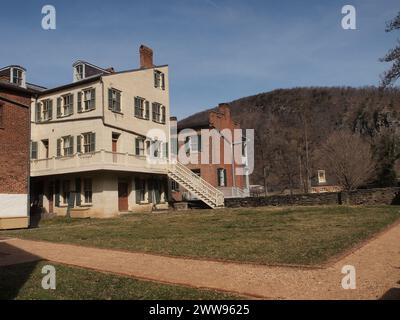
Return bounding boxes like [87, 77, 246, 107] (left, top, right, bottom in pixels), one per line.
[0, 90, 31, 194]
[225, 187, 400, 207]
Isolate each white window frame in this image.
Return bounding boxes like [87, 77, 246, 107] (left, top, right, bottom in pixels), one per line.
[83, 88, 95, 111]
[74, 64, 85, 82]
[318, 170, 327, 184]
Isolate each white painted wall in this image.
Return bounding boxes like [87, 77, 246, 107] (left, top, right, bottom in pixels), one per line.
[0, 194, 28, 217]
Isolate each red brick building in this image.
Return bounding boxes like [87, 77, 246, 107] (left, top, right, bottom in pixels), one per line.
[0, 66, 41, 229]
[171, 103, 249, 203]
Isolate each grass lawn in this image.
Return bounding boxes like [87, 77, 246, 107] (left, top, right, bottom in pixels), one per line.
[0, 261, 239, 300]
[2, 205, 400, 265]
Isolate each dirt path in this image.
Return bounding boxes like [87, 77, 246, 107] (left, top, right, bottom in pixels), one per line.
[1, 223, 400, 299]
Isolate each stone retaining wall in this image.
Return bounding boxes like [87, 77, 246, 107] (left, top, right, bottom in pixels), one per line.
[225, 187, 400, 208]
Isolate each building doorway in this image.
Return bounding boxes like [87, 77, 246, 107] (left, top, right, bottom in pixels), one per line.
[118, 182, 129, 211]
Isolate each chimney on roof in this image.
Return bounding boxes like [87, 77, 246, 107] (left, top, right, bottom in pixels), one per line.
[140, 45, 154, 69]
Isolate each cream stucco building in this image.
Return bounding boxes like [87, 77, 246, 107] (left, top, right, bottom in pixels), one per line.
[30, 46, 172, 218]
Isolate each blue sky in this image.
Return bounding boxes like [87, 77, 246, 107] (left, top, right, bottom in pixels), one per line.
[0, 0, 399, 118]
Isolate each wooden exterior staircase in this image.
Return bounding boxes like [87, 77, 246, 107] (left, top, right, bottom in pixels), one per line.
[168, 162, 225, 209]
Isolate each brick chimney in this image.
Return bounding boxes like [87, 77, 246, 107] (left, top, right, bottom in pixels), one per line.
[139, 45, 154, 69]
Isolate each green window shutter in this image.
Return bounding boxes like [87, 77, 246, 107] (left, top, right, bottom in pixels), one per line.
[135, 138, 139, 155]
[90, 133, 96, 152]
[148, 180, 154, 203]
[75, 178, 81, 206]
[77, 135, 82, 153]
[55, 180, 60, 207]
[198, 135, 202, 152]
[70, 95, 74, 115]
[48, 100, 53, 120]
[35, 103, 41, 122]
[56, 139, 62, 157]
[154, 180, 161, 204]
[224, 169, 227, 187]
[57, 98, 62, 117]
[77, 92, 82, 112]
[154, 71, 158, 88]
[70, 136, 74, 154]
[152, 103, 156, 120]
[31, 141, 38, 159]
[116, 92, 121, 112]
[161, 73, 165, 90]
[135, 178, 141, 204]
[161, 106, 166, 123]
[108, 89, 113, 110]
[145, 101, 150, 120]
[91, 89, 96, 110]
[134, 98, 139, 117]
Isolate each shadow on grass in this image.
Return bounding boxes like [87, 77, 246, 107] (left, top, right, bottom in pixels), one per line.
[0, 242, 41, 300]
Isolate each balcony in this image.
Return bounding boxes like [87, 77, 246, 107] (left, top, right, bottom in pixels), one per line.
[31, 150, 169, 177]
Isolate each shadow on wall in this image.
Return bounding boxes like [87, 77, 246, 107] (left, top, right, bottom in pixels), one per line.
[0, 242, 42, 300]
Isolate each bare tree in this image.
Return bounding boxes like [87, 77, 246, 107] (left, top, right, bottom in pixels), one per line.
[320, 131, 376, 191]
[380, 11, 400, 87]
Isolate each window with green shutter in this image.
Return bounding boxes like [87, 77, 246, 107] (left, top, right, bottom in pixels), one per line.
[77, 92, 82, 112]
[30, 141, 38, 159]
[35, 103, 42, 122]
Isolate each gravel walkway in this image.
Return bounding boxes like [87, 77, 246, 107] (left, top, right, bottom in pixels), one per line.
[1, 223, 400, 299]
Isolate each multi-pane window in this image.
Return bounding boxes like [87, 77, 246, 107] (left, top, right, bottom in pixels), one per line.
[78, 89, 95, 112]
[83, 179, 92, 204]
[42, 100, 53, 121]
[62, 180, 70, 204]
[83, 132, 95, 153]
[135, 178, 146, 203]
[217, 168, 227, 187]
[77, 132, 95, 154]
[75, 65, 84, 81]
[134, 97, 149, 119]
[57, 94, 73, 118]
[108, 88, 121, 112]
[57, 136, 74, 157]
[152, 103, 166, 124]
[63, 94, 73, 116]
[36, 100, 53, 122]
[188, 135, 201, 153]
[30, 141, 38, 159]
[171, 180, 179, 192]
[12, 68, 23, 86]
[154, 70, 165, 90]
[135, 138, 145, 156]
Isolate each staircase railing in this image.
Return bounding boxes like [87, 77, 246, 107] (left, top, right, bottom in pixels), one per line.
[168, 162, 224, 208]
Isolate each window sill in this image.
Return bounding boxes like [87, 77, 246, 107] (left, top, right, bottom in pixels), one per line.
[152, 120, 166, 125]
[78, 108, 95, 114]
[135, 115, 149, 121]
[56, 114, 73, 119]
[109, 109, 123, 115]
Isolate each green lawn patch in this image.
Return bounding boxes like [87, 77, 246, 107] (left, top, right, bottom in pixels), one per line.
[2, 205, 400, 265]
[0, 261, 239, 300]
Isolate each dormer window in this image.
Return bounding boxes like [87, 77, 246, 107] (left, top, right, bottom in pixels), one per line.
[74, 64, 84, 82]
[12, 68, 23, 86]
[7, 67, 26, 88]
